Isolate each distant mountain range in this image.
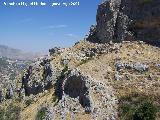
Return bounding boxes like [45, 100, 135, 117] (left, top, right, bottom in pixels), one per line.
[0, 45, 41, 60]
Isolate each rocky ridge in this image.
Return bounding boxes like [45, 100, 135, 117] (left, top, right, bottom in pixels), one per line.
[0, 0, 160, 120]
[87, 0, 160, 46]
[3, 40, 159, 120]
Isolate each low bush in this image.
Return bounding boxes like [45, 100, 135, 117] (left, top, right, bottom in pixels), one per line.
[119, 93, 158, 120]
[133, 101, 157, 120]
[36, 107, 47, 120]
[0, 104, 21, 120]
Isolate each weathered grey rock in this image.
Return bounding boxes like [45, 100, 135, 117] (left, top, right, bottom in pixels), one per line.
[124, 63, 134, 69]
[115, 60, 148, 73]
[44, 107, 54, 120]
[19, 88, 25, 100]
[6, 85, 14, 99]
[43, 63, 52, 79]
[49, 47, 60, 56]
[53, 69, 118, 119]
[61, 56, 70, 66]
[115, 60, 124, 71]
[156, 64, 160, 68]
[21, 58, 54, 96]
[133, 63, 148, 72]
[114, 72, 122, 81]
[0, 90, 4, 102]
[87, 0, 160, 46]
[62, 69, 92, 112]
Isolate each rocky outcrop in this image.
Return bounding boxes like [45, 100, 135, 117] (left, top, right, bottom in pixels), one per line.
[21, 57, 55, 96]
[53, 69, 118, 119]
[5, 85, 14, 99]
[62, 69, 92, 113]
[87, 0, 160, 46]
[0, 83, 15, 102]
[115, 60, 149, 73]
[49, 47, 60, 56]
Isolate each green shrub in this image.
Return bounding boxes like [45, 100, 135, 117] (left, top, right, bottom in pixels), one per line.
[5, 104, 21, 120]
[0, 104, 21, 120]
[133, 101, 157, 120]
[120, 104, 136, 120]
[36, 107, 47, 120]
[119, 93, 158, 120]
[0, 107, 5, 120]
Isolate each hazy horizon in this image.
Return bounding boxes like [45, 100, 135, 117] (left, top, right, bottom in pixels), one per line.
[0, 0, 100, 53]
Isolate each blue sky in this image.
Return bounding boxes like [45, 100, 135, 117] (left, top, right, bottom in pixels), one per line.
[0, 0, 100, 53]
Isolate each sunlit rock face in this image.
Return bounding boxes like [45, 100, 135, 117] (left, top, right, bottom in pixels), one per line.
[21, 58, 55, 96]
[87, 0, 160, 46]
[53, 69, 118, 119]
[63, 72, 91, 110]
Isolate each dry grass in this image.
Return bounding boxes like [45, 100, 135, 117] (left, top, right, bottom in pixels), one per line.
[8, 41, 160, 120]
[20, 89, 54, 120]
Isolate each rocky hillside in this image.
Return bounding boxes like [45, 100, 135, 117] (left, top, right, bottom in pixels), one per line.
[87, 0, 160, 46]
[0, 56, 31, 102]
[0, 0, 160, 120]
[1, 40, 159, 120]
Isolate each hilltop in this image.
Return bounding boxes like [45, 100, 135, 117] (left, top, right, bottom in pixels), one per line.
[0, 0, 160, 120]
[15, 40, 160, 120]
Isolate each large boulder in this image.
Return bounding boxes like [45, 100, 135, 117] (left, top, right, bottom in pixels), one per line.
[87, 0, 160, 46]
[54, 69, 118, 119]
[63, 69, 92, 112]
[21, 58, 54, 96]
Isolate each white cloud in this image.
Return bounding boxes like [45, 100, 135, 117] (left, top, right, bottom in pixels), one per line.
[41, 25, 68, 29]
[65, 34, 78, 38]
[56, 25, 68, 28]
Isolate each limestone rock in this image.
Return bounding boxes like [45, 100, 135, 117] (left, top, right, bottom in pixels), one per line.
[53, 69, 118, 119]
[115, 60, 124, 71]
[115, 60, 149, 73]
[114, 72, 122, 81]
[133, 62, 148, 73]
[6, 85, 14, 99]
[87, 0, 160, 46]
[62, 69, 93, 113]
[21, 58, 55, 96]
